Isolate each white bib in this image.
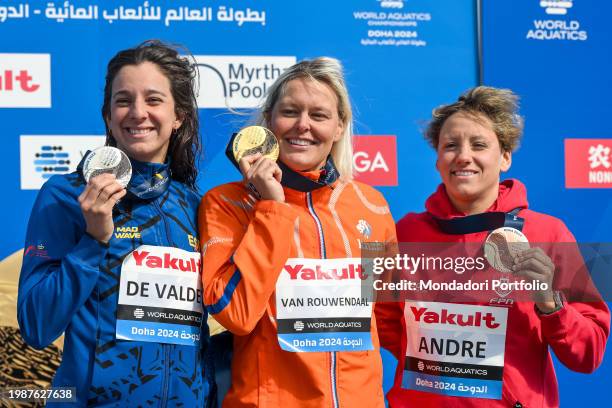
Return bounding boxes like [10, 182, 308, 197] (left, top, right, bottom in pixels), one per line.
[116, 245, 203, 346]
[402, 301, 508, 399]
[275, 258, 373, 352]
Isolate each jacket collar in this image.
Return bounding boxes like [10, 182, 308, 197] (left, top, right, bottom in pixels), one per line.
[279, 156, 339, 192]
[426, 179, 528, 219]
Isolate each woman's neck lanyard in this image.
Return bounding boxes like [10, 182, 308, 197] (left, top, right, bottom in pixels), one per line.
[77, 152, 171, 201]
[278, 156, 339, 192]
[433, 208, 525, 234]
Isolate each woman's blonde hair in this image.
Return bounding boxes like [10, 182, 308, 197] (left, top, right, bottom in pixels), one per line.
[256, 57, 354, 179]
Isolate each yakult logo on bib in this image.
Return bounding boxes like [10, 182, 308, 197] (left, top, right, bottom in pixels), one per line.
[129, 248, 201, 274]
[410, 306, 501, 329]
[282, 262, 368, 281]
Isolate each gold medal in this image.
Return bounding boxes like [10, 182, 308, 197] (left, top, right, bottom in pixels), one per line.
[484, 227, 530, 273]
[232, 126, 279, 163]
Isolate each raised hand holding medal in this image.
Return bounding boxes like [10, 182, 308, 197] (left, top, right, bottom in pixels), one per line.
[484, 227, 556, 310]
[82, 146, 132, 187]
[484, 227, 530, 274]
[232, 126, 280, 164]
[78, 146, 131, 243]
[227, 126, 284, 202]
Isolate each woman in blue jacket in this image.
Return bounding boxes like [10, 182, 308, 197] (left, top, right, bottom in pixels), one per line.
[18, 41, 212, 407]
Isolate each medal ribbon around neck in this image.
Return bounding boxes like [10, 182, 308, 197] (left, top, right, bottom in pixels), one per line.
[78, 147, 171, 200]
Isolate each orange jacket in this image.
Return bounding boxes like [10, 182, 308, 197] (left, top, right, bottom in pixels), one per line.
[199, 174, 396, 407]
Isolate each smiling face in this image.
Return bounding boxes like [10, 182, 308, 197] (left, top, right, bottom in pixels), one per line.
[436, 112, 512, 213]
[269, 78, 344, 172]
[106, 62, 182, 163]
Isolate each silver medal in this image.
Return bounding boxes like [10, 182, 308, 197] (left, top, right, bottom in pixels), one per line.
[82, 146, 132, 188]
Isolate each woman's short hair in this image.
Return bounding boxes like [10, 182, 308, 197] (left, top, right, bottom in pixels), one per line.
[425, 86, 524, 152]
[256, 57, 355, 179]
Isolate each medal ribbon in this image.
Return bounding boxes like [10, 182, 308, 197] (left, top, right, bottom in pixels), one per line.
[432, 208, 524, 234]
[125, 160, 170, 200]
[78, 151, 171, 200]
[279, 156, 340, 192]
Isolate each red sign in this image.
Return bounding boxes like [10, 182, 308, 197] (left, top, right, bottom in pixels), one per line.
[565, 139, 612, 189]
[353, 135, 398, 186]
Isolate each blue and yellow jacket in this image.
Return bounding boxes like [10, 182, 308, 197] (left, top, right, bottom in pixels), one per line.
[18, 160, 212, 407]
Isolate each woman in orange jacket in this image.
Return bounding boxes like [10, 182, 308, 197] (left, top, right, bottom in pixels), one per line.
[199, 57, 396, 407]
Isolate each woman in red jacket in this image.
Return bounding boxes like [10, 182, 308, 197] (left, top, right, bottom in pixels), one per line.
[375, 86, 610, 407]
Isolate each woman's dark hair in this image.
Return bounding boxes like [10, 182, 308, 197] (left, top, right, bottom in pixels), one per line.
[102, 40, 201, 188]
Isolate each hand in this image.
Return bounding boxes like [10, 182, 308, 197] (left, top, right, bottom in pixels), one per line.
[78, 173, 127, 244]
[512, 247, 557, 312]
[239, 153, 285, 202]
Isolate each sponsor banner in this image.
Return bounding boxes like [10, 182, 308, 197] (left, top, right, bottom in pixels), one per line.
[195, 55, 296, 108]
[527, 0, 588, 41]
[403, 302, 507, 399]
[20, 135, 105, 190]
[352, 0, 433, 47]
[117, 245, 203, 345]
[353, 135, 398, 186]
[276, 331, 373, 352]
[116, 320, 200, 346]
[565, 139, 612, 188]
[276, 258, 373, 352]
[0, 3, 267, 28]
[116, 304, 203, 327]
[402, 371, 502, 400]
[0, 53, 50, 108]
[277, 317, 371, 334]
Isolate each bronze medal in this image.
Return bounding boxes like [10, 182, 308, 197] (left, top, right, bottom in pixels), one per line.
[484, 227, 530, 273]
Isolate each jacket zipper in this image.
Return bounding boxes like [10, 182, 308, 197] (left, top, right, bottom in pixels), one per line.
[161, 345, 170, 407]
[306, 192, 339, 408]
[153, 199, 172, 407]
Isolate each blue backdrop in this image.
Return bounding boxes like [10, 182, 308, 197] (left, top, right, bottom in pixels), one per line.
[481, 0, 611, 405]
[1, 0, 609, 405]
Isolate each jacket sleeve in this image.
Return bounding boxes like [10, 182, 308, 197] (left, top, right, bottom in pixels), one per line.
[374, 209, 403, 360]
[539, 301, 610, 373]
[375, 301, 404, 360]
[538, 219, 610, 373]
[17, 177, 107, 349]
[199, 187, 299, 335]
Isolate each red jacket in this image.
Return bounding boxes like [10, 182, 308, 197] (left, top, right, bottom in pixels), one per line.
[375, 179, 610, 408]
